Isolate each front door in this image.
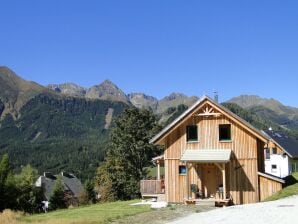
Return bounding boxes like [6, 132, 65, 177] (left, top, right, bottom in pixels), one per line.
[202, 164, 217, 198]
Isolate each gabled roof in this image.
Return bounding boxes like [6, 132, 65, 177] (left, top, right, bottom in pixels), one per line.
[263, 130, 298, 158]
[36, 172, 84, 201]
[150, 95, 269, 145]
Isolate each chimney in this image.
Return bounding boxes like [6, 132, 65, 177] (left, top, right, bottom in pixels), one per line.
[214, 91, 219, 103]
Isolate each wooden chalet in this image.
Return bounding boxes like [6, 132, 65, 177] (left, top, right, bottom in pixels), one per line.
[142, 96, 285, 205]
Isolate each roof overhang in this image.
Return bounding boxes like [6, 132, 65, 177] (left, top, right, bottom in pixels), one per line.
[181, 149, 232, 163]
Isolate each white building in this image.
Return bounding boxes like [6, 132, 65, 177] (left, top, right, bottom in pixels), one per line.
[263, 130, 298, 178]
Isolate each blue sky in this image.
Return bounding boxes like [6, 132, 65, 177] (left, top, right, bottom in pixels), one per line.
[0, 1, 298, 106]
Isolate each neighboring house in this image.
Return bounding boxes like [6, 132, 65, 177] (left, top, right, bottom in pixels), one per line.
[35, 172, 84, 205]
[262, 130, 298, 178]
[145, 96, 286, 205]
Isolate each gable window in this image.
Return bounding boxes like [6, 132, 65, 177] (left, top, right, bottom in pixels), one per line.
[179, 165, 187, 175]
[265, 148, 270, 160]
[186, 125, 198, 142]
[219, 124, 231, 141]
[272, 148, 277, 154]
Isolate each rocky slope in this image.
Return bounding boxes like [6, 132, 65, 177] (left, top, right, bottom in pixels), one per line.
[0, 66, 51, 119]
[47, 83, 87, 97]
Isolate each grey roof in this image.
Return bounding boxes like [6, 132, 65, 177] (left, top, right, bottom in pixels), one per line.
[263, 130, 298, 158]
[37, 172, 84, 201]
[150, 95, 269, 144]
[258, 172, 285, 184]
[181, 149, 232, 163]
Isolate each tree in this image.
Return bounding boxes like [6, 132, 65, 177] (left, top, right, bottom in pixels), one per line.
[84, 180, 96, 204]
[49, 177, 66, 210]
[96, 108, 162, 201]
[14, 165, 43, 213]
[79, 180, 97, 205]
[0, 154, 14, 211]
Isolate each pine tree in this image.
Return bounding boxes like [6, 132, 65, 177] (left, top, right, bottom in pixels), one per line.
[84, 180, 96, 204]
[96, 108, 162, 200]
[49, 177, 66, 210]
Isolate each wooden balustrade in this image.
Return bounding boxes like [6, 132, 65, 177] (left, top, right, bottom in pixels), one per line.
[140, 179, 164, 194]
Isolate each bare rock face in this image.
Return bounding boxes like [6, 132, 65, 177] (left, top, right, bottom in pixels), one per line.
[47, 83, 87, 97]
[128, 93, 158, 110]
[86, 80, 129, 104]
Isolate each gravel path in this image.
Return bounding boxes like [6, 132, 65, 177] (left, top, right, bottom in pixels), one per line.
[167, 196, 298, 224]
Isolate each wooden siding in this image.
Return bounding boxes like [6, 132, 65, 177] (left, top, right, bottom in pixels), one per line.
[164, 102, 262, 204]
[258, 175, 282, 201]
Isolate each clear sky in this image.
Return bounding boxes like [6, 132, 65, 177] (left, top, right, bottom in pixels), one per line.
[0, 0, 298, 106]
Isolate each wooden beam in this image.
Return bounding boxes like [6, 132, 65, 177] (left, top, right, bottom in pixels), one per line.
[223, 163, 226, 200]
[157, 161, 160, 180]
[195, 113, 222, 117]
[186, 163, 189, 199]
[214, 163, 226, 200]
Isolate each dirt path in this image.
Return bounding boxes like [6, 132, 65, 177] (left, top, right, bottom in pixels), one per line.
[167, 196, 298, 224]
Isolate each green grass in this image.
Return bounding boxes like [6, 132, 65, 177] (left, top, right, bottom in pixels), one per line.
[265, 172, 298, 201]
[21, 200, 151, 224]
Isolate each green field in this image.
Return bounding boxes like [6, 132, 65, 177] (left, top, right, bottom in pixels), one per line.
[265, 172, 298, 201]
[21, 200, 151, 224]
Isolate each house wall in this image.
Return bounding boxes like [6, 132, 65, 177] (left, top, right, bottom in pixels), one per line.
[258, 175, 282, 201]
[264, 142, 291, 178]
[164, 102, 262, 204]
[265, 154, 290, 178]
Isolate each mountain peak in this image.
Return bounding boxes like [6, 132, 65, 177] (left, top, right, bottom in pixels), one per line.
[228, 95, 283, 109]
[128, 92, 158, 110]
[0, 66, 48, 118]
[86, 80, 129, 104]
[47, 83, 86, 97]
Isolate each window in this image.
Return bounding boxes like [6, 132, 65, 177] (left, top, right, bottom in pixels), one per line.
[272, 148, 277, 154]
[179, 165, 187, 175]
[265, 148, 270, 160]
[271, 164, 277, 172]
[186, 125, 198, 142]
[219, 124, 231, 141]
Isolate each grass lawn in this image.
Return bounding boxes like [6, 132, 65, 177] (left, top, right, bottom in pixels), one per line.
[265, 172, 298, 201]
[20, 200, 151, 224]
[0, 200, 215, 224]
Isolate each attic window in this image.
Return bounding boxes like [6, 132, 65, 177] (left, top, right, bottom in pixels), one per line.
[186, 125, 198, 142]
[265, 148, 270, 160]
[219, 124, 231, 141]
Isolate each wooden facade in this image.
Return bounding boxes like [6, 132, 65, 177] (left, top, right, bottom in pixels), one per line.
[151, 96, 284, 205]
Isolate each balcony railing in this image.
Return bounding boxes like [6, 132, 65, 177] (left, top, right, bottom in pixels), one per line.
[140, 179, 164, 194]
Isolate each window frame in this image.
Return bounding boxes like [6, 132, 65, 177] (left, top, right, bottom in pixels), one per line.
[219, 124, 232, 142]
[186, 125, 198, 142]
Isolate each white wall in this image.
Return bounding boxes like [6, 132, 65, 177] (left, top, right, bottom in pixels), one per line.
[265, 153, 291, 178]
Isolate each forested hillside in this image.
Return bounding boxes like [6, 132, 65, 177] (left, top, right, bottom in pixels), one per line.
[0, 93, 128, 180]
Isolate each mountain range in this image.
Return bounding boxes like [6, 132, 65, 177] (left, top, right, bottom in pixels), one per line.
[1, 66, 298, 180]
